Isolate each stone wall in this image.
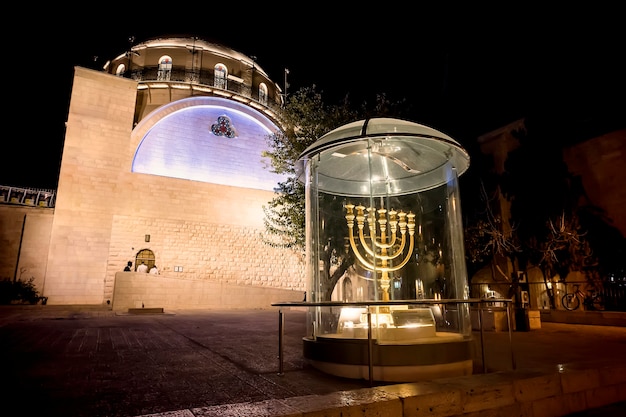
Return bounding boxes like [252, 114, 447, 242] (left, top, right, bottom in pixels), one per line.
[112, 272, 304, 311]
[0, 205, 53, 290]
[105, 207, 305, 304]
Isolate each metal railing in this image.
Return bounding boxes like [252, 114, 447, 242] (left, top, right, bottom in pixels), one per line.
[126, 65, 283, 115]
[271, 298, 515, 385]
[0, 186, 56, 208]
[471, 280, 626, 312]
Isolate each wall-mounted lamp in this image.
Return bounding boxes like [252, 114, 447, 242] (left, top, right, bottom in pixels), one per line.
[145, 234, 150, 242]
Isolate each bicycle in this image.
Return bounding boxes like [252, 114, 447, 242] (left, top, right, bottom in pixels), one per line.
[561, 284, 604, 311]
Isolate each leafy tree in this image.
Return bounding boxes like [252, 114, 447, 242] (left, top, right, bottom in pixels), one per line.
[261, 87, 410, 251]
[261, 86, 358, 250]
[261, 86, 409, 299]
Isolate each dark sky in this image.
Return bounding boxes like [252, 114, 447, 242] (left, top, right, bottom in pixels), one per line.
[5, 5, 625, 190]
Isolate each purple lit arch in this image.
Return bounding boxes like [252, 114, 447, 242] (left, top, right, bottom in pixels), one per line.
[131, 97, 285, 190]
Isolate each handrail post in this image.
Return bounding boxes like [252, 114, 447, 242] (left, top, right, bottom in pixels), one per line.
[478, 301, 487, 373]
[278, 308, 284, 376]
[367, 306, 373, 386]
[506, 301, 516, 370]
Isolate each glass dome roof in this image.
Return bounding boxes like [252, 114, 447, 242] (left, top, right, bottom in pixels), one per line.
[298, 118, 470, 197]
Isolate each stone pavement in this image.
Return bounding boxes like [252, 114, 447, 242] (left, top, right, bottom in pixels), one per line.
[1, 305, 625, 417]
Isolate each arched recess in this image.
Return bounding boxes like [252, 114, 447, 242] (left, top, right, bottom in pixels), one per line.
[259, 83, 268, 105]
[116, 63, 126, 76]
[135, 249, 156, 271]
[157, 55, 172, 81]
[214, 63, 227, 89]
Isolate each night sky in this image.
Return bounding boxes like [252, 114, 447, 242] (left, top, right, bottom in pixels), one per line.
[5, 5, 624, 190]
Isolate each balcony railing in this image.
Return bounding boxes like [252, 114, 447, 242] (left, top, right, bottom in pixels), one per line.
[125, 66, 283, 115]
[0, 186, 56, 208]
[470, 280, 626, 312]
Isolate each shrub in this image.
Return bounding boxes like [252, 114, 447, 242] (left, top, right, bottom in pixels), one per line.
[0, 277, 41, 305]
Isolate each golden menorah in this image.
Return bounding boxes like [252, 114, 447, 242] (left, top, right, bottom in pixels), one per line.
[345, 204, 416, 304]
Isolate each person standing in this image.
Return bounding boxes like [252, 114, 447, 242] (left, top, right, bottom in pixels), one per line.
[137, 262, 148, 273]
[149, 265, 159, 275]
[124, 261, 133, 271]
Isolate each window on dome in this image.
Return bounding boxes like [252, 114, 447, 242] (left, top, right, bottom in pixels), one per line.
[214, 63, 227, 90]
[157, 55, 172, 81]
[259, 83, 268, 106]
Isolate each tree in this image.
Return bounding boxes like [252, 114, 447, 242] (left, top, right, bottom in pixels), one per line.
[261, 87, 409, 300]
[463, 180, 521, 283]
[261, 86, 358, 250]
[499, 117, 624, 303]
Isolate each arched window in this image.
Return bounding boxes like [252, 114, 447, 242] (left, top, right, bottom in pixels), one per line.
[135, 249, 156, 271]
[115, 63, 126, 76]
[258, 83, 268, 105]
[157, 55, 172, 81]
[214, 63, 227, 90]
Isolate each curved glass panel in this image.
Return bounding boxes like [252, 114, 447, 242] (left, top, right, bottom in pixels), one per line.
[299, 118, 469, 197]
[299, 118, 472, 348]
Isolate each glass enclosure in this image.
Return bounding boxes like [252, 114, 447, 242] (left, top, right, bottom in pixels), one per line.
[298, 118, 472, 346]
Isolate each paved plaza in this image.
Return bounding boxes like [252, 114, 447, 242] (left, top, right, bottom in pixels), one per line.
[1, 305, 625, 416]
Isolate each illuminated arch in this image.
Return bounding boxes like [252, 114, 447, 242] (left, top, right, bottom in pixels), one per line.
[131, 96, 286, 191]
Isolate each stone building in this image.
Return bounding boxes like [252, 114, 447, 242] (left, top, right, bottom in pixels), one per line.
[0, 36, 305, 310]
